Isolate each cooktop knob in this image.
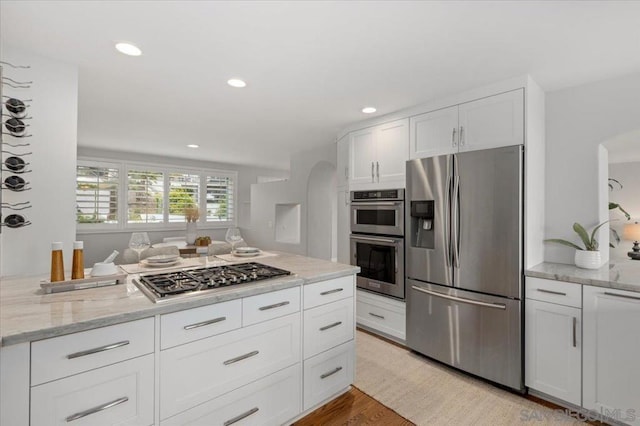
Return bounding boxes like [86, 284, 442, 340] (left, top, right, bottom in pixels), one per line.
[250, 272, 258, 279]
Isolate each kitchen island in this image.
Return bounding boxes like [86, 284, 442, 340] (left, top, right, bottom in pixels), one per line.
[0, 252, 359, 426]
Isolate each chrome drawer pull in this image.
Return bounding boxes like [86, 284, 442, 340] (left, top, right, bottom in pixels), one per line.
[223, 350, 259, 365]
[65, 396, 128, 422]
[320, 366, 343, 379]
[369, 312, 385, 319]
[183, 316, 226, 330]
[320, 288, 343, 296]
[259, 301, 290, 311]
[572, 317, 577, 348]
[412, 286, 506, 310]
[537, 288, 567, 296]
[319, 321, 342, 331]
[604, 291, 640, 301]
[66, 341, 130, 359]
[223, 407, 259, 426]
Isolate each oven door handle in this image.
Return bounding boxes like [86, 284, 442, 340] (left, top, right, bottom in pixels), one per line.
[351, 201, 403, 207]
[350, 235, 399, 244]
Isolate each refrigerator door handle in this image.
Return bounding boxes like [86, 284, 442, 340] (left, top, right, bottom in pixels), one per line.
[411, 285, 506, 310]
[452, 175, 460, 268]
[445, 175, 452, 267]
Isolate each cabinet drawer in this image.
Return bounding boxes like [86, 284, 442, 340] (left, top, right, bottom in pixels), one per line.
[161, 364, 301, 426]
[303, 340, 354, 411]
[526, 277, 582, 308]
[242, 286, 300, 326]
[304, 297, 354, 359]
[31, 317, 154, 386]
[30, 354, 154, 426]
[161, 299, 241, 349]
[160, 313, 300, 420]
[304, 276, 354, 309]
[356, 290, 406, 341]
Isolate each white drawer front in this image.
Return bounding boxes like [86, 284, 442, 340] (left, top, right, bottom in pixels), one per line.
[356, 291, 406, 341]
[526, 277, 582, 308]
[303, 297, 354, 359]
[160, 313, 301, 420]
[31, 317, 155, 386]
[161, 364, 301, 426]
[30, 354, 154, 426]
[304, 276, 354, 309]
[161, 299, 242, 349]
[303, 340, 354, 411]
[242, 286, 301, 326]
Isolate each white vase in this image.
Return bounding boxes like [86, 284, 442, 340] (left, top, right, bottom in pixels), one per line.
[574, 250, 602, 269]
[186, 222, 197, 245]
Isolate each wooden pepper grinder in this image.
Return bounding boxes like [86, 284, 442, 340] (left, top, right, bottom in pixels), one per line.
[72, 241, 85, 279]
[50, 242, 65, 282]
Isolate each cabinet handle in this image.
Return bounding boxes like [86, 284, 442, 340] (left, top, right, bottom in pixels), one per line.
[223, 350, 259, 365]
[65, 396, 128, 422]
[223, 407, 259, 426]
[66, 340, 129, 359]
[183, 316, 226, 330]
[376, 161, 380, 181]
[572, 317, 577, 348]
[604, 291, 640, 301]
[320, 366, 343, 379]
[459, 126, 465, 146]
[369, 312, 385, 319]
[452, 127, 457, 147]
[321, 288, 343, 296]
[371, 162, 374, 182]
[319, 321, 342, 331]
[258, 300, 290, 311]
[537, 288, 567, 296]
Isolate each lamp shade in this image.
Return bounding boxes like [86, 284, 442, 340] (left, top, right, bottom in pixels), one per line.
[623, 222, 640, 241]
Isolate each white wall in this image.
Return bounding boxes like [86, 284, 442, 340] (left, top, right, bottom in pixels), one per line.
[76, 147, 288, 266]
[306, 161, 337, 260]
[247, 144, 336, 257]
[0, 47, 78, 277]
[609, 161, 640, 260]
[545, 72, 640, 264]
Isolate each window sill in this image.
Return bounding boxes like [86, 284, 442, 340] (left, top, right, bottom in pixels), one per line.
[77, 223, 235, 235]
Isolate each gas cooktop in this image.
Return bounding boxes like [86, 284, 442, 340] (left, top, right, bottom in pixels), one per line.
[134, 262, 292, 303]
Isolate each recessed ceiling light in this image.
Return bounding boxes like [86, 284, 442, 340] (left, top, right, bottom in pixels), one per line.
[362, 107, 377, 114]
[187, 144, 199, 148]
[115, 42, 142, 56]
[227, 79, 247, 88]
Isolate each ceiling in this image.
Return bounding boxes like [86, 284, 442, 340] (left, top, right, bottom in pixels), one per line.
[2, 1, 640, 170]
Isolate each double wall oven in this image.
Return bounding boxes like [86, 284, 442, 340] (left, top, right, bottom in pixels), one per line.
[349, 189, 405, 300]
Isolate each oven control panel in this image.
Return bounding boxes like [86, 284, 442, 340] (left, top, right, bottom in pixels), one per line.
[351, 189, 404, 201]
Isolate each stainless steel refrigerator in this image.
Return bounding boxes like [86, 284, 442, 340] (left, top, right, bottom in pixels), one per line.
[405, 145, 523, 391]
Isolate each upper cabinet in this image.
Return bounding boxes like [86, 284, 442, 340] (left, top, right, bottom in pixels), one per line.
[349, 118, 408, 190]
[410, 89, 524, 159]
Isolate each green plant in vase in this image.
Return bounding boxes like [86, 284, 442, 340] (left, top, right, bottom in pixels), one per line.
[545, 221, 608, 269]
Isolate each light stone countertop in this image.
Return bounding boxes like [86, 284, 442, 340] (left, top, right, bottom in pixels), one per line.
[525, 259, 640, 293]
[0, 252, 359, 347]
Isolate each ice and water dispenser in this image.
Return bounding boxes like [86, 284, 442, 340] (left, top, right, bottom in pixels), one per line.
[410, 200, 435, 249]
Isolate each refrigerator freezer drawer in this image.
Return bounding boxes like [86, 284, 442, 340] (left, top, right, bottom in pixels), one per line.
[406, 279, 523, 391]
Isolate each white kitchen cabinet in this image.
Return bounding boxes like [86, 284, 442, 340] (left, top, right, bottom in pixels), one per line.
[31, 354, 155, 426]
[525, 298, 581, 406]
[0, 343, 29, 426]
[349, 119, 408, 189]
[409, 89, 524, 159]
[303, 297, 354, 359]
[356, 289, 406, 342]
[583, 286, 640, 425]
[336, 189, 351, 264]
[303, 340, 355, 411]
[304, 275, 354, 309]
[336, 134, 349, 189]
[242, 286, 300, 326]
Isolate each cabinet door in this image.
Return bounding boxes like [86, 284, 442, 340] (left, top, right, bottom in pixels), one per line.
[583, 286, 640, 425]
[458, 89, 524, 152]
[525, 299, 581, 406]
[349, 127, 376, 185]
[409, 105, 458, 159]
[336, 190, 351, 264]
[375, 119, 408, 185]
[336, 134, 349, 189]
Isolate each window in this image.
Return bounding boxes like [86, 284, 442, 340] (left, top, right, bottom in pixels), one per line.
[76, 159, 237, 231]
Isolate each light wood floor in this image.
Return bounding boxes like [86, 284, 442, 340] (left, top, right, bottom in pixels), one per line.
[293, 387, 415, 426]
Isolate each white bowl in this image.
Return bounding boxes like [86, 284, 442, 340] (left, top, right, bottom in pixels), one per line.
[91, 262, 118, 276]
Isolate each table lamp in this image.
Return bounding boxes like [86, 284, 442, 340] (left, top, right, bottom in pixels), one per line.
[623, 222, 640, 260]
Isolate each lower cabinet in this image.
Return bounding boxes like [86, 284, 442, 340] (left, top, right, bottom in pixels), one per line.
[356, 289, 406, 341]
[30, 354, 154, 426]
[161, 364, 301, 426]
[583, 286, 640, 426]
[303, 341, 355, 411]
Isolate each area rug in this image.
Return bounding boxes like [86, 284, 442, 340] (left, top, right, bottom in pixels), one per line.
[354, 330, 582, 425]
